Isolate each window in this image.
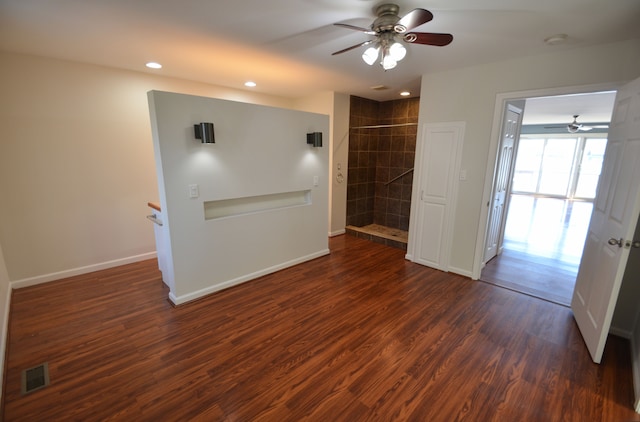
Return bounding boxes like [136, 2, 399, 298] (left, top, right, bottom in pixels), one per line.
[512, 135, 607, 200]
[574, 138, 607, 198]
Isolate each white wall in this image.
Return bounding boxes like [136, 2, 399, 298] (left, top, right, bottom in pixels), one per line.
[0, 51, 338, 400]
[0, 52, 340, 286]
[293, 92, 350, 236]
[148, 91, 330, 303]
[414, 39, 640, 275]
[329, 94, 350, 236]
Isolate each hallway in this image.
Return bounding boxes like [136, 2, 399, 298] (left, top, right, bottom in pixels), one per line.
[481, 195, 593, 306]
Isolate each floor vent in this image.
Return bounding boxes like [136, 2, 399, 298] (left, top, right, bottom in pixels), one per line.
[21, 362, 50, 394]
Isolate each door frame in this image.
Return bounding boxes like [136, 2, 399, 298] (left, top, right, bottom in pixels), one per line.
[482, 102, 523, 266]
[472, 81, 622, 280]
[406, 122, 465, 271]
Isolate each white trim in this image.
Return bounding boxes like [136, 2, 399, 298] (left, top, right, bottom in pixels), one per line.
[408, 121, 465, 272]
[632, 304, 640, 413]
[11, 252, 157, 289]
[0, 283, 11, 403]
[472, 81, 623, 280]
[632, 337, 640, 413]
[449, 266, 473, 279]
[608, 325, 632, 339]
[169, 249, 331, 306]
[329, 229, 346, 237]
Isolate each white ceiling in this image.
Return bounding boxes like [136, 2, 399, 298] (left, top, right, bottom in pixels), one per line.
[523, 91, 617, 125]
[1, 0, 639, 105]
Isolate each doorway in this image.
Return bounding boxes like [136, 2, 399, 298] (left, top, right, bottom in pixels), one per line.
[480, 90, 616, 306]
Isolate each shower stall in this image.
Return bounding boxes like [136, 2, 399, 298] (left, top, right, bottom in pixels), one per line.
[345, 95, 419, 250]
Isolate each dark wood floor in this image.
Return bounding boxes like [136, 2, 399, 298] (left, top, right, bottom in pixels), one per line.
[3, 235, 639, 421]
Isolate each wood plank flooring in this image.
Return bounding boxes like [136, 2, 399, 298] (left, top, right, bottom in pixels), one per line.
[481, 196, 591, 306]
[481, 248, 576, 306]
[3, 235, 639, 421]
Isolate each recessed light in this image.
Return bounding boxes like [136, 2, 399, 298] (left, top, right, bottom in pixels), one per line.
[244, 81, 257, 87]
[145, 62, 162, 69]
[400, 91, 411, 97]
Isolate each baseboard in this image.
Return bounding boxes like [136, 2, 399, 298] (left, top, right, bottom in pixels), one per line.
[329, 229, 346, 237]
[10, 252, 158, 289]
[609, 325, 633, 339]
[632, 309, 640, 413]
[169, 249, 331, 306]
[403, 257, 473, 279]
[632, 336, 640, 413]
[449, 266, 473, 279]
[0, 283, 11, 404]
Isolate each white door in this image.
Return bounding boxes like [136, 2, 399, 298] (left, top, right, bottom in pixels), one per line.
[484, 105, 522, 263]
[412, 122, 464, 271]
[572, 76, 640, 363]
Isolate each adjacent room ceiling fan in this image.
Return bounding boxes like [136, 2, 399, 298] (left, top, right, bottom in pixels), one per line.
[331, 3, 453, 70]
[544, 115, 610, 133]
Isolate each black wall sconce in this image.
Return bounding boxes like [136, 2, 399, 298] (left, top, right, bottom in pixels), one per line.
[194, 122, 215, 144]
[306, 132, 322, 147]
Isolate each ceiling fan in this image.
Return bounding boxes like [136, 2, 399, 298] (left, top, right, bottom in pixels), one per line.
[331, 3, 453, 70]
[544, 115, 610, 133]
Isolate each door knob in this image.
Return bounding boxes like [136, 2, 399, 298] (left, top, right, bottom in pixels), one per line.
[631, 240, 640, 248]
[608, 238, 623, 247]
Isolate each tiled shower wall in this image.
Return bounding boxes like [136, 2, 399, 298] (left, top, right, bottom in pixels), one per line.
[347, 96, 419, 231]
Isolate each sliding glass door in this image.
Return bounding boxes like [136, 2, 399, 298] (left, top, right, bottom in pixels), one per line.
[512, 135, 607, 200]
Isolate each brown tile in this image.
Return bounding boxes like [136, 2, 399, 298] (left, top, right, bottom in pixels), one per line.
[405, 136, 416, 152]
[385, 213, 400, 228]
[402, 185, 413, 201]
[376, 166, 390, 183]
[408, 98, 420, 118]
[401, 199, 412, 216]
[390, 151, 404, 167]
[377, 151, 390, 167]
[404, 152, 415, 168]
[378, 135, 391, 151]
[388, 184, 402, 200]
[348, 150, 358, 168]
[375, 182, 389, 198]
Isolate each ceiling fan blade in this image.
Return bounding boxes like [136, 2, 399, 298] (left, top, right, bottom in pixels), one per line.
[395, 9, 433, 33]
[591, 125, 609, 129]
[333, 23, 375, 35]
[404, 32, 453, 47]
[331, 40, 373, 56]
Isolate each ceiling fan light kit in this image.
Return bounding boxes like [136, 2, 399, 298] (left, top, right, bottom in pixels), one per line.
[543, 114, 610, 133]
[332, 3, 453, 71]
[544, 33, 568, 46]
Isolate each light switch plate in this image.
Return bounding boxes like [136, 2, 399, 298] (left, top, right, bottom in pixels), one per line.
[188, 184, 199, 198]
